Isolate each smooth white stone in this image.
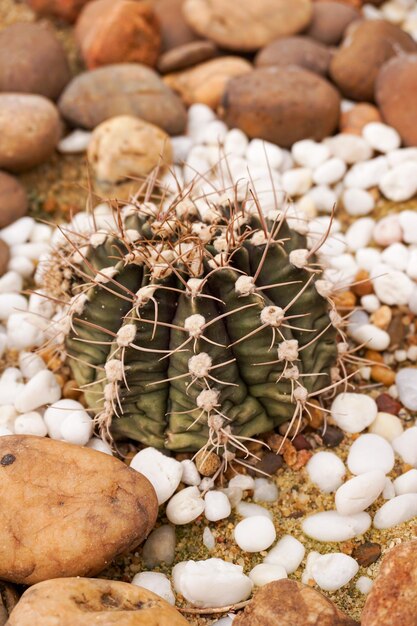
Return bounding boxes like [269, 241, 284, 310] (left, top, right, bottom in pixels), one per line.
[331, 393, 377, 433]
[187, 103, 216, 139]
[0, 271, 23, 294]
[369, 412, 403, 442]
[228, 474, 255, 491]
[198, 120, 228, 146]
[394, 469, 417, 495]
[306, 185, 337, 213]
[171, 136, 193, 163]
[356, 247, 381, 272]
[13, 411, 47, 437]
[348, 434, 395, 475]
[43, 399, 86, 440]
[18, 351, 46, 379]
[58, 129, 92, 153]
[383, 477, 396, 500]
[224, 128, 249, 157]
[406, 250, 417, 279]
[313, 157, 346, 185]
[301, 551, 321, 585]
[220, 486, 242, 508]
[253, 478, 278, 503]
[181, 459, 201, 486]
[399, 210, 417, 244]
[0, 405, 17, 430]
[396, 369, 417, 410]
[379, 162, 417, 201]
[0, 217, 35, 246]
[381, 242, 409, 271]
[130, 447, 182, 504]
[356, 576, 373, 594]
[14, 369, 61, 413]
[204, 490, 231, 522]
[282, 168, 313, 196]
[234, 516, 276, 552]
[392, 427, 417, 465]
[409, 286, 417, 315]
[263, 535, 305, 573]
[60, 409, 93, 445]
[246, 139, 283, 170]
[132, 572, 175, 605]
[316, 232, 347, 258]
[335, 470, 386, 515]
[8, 256, 34, 278]
[30, 223, 53, 243]
[302, 511, 371, 542]
[312, 553, 359, 591]
[199, 477, 214, 492]
[373, 493, 417, 529]
[249, 563, 287, 587]
[371, 264, 414, 306]
[0, 294, 27, 321]
[0, 427, 13, 436]
[291, 139, 330, 169]
[235, 501, 273, 520]
[344, 156, 388, 189]
[345, 218, 375, 252]
[349, 323, 390, 351]
[172, 559, 252, 608]
[6, 313, 44, 349]
[343, 188, 375, 216]
[86, 436, 113, 455]
[203, 526, 215, 551]
[166, 486, 205, 525]
[387, 147, 417, 167]
[373, 214, 402, 246]
[361, 294, 380, 313]
[11, 242, 49, 261]
[325, 134, 372, 164]
[362, 122, 401, 153]
[306, 451, 346, 493]
[279, 149, 294, 173]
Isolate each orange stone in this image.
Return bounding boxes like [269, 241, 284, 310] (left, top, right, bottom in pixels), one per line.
[352, 269, 373, 296]
[370, 365, 396, 386]
[26, 0, 92, 22]
[340, 103, 382, 134]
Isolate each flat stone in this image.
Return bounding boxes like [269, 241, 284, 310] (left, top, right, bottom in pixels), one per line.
[158, 40, 218, 73]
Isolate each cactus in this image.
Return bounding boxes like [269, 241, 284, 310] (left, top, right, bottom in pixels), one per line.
[42, 174, 344, 462]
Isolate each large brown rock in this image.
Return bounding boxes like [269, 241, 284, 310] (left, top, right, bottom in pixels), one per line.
[376, 54, 417, 147]
[0, 172, 28, 228]
[255, 36, 331, 76]
[25, 0, 92, 22]
[0, 435, 157, 584]
[234, 579, 358, 626]
[158, 40, 218, 74]
[222, 66, 340, 148]
[75, 0, 161, 69]
[305, 1, 360, 46]
[0, 94, 61, 172]
[330, 20, 417, 102]
[58, 64, 187, 135]
[0, 23, 71, 100]
[361, 541, 417, 626]
[154, 0, 200, 52]
[164, 56, 252, 109]
[183, 0, 313, 51]
[6, 578, 190, 626]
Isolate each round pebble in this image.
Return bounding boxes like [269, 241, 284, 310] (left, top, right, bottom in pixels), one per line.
[166, 486, 205, 525]
[335, 470, 386, 515]
[291, 139, 330, 169]
[331, 393, 377, 434]
[311, 553, 359, 591]
[130, 447, 182, 505]
[373, 215, 403, 246]
[356, 576, 373, 594]
[362, 122, 401, 153]
[131, 572, 175, 605]
[379, 162, 417, 201]
[302, 511, 371, 542]
[253, 478, 278, 503]
[14, 411, 47, 437]
[249, 563, 287, 587]
[343, 188, 375, 216]
[263, 535, 305, 573]
[344, 157, 388, 190]
[235, 501, 273, 520]
[306, 451, 346, 493]
[395, 368, 417, 410]
[313, 157, 346, 185]
[204, 490, 231, 521]
[393, 469, 417, 496]
[371, 265, 414, 306]
[347, 434, 395, 475]
[373, 493, 417, 529]
[392, 427, 417, 466]
[369, 412, 404, 442]
[349, 323, 390, 352]
[234, 516, 276, 552]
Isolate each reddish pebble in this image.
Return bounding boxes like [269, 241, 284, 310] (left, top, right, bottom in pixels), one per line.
[376, 393, 402, 415]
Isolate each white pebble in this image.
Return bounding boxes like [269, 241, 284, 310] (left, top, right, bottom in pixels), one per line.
[282, 168, 312, 196]
[181, 459, 201, 486]
[0, 271, 23, 294]
[13, 411, 47, 436]
[236, 501, 273, 520]
[362, 122, 401, 153]
[0, 369, 23, 405]
[325, 134, 372, 164]
[356, 247, 382, 272]
[371, 264, 414, 306]
[172, 559, 252, 608]
[383, 477, 396, 500]
[8, 256, 34, 278]
[198, 120, 228, 146]
[369, 412, 403, 442]
[373, 214, 402, 246]
[373, 493, 417, 529]
[228, 474, 255, 491]
[171, 136, 193, 163]
[399, 210, 417, 244]
[348, 434, 395, 475]
[311, 553, 359, 591]
[387, 147, 417, 167]
[203, 526, 215, 551]
[204, 490, 231, 522]
[187, 103, 216, 138]
[18, 351, 46, 379]
[0, 405, 17, 430]
[392, 427, 417, 465]
[6, 312, 44, 349]
[234, 516, 276, 552]
[356, 576, 373, 594]
[253, 478, 278, 503]
[344, 156, 388, 189]
[86, 436, 113, 455]
[291, 139, 330, 169]
[224, 128, 248, 157]
[30, 223, 52, 243]
[301, 551, 321, 585]
[381, 242, 409, 271]
[0, 293, 27, 321]
[44, 399, 86, 440]
[264, 535, 305, 573]
[406, 250, 417, 280]
[60, 409, 93, 445]
[132, 572, 175, 605]
[361, 294, 380, 313]
[343, 188, 375, 216]
[221, 486, 242, 508]
[379, 162, 417, 201]
[0, 217, 35, 246]
[345, 218, 375, 252]
[249, 563, 287, 587]
[349, 323, 390, 352]
[302, 511, 371, 542]
[306, 451, 346, 493]
[394, 469, 417, 495]
[409, 286, 417, 315]
[313, 157, 346, 185]
[331, 393, 377, 433]
[167, 486, 205, 525]
[246, 139, 283, 170]
[58, 129, 92, 153]
[14, 369, 61, 413]
[130, 447, 182, 504]
[335, 470, 386, 515]
[306, 185, 337, 213]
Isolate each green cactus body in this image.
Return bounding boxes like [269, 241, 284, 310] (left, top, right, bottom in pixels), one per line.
[57, 197, 339, 454]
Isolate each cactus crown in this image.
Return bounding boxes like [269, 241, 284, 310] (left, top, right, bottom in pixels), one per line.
[41, 172, 343, 461]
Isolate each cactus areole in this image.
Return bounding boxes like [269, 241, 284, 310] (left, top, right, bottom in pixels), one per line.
[45, 184, 340, 455]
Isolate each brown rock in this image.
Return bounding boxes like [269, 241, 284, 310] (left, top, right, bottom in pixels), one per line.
[362, 541, 417, 626]
[375, 393, 402, 415]
[195, 449, 221, 476]
[0, 172, 28, 228]
[0, 582, 19, 626]
[154, 0, 200, 52]
[376, 54, 417, 147]
[75, 0, 161, 70]
[25, 0, 92, 22]
[234, 579, 358, 626]
[352, 541, 381, 567]
[0, 435, 157, 584]
[247, 451, 283, 476]
[322, 424, 344, 447]
[58, 64, 186, 135]
[222, 66, 340, 148]
[340, 103, 382, 134]
[158, 40, 218, 74]
[0, 23, 71, 100]
[88, 115, 172, 184]
[0, 241, 10, 278]
[0, 94, 61, 173]
[165, 56, 251, 109]
[255, 36, 331, 76]
[305, 2, 360, 46]
[183, 0, 313, 51]
[6, 578, 190, 626]
[330, 20, 417, 102]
